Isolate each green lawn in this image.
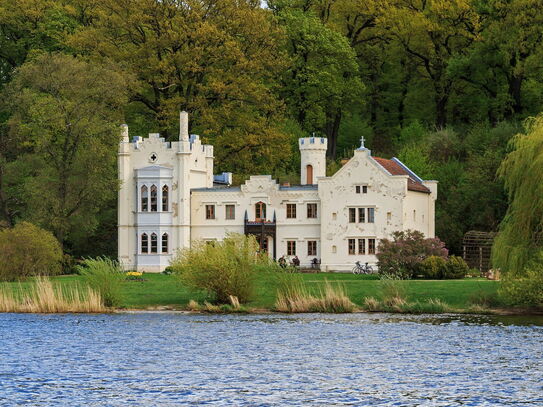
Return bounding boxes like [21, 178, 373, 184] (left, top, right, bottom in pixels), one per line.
[30, 272, 500, 311]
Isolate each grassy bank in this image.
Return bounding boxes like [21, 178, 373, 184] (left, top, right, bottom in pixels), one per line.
[0, 272, 503, 313]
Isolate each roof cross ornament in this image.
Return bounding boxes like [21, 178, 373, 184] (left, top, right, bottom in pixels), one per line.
[360, 136, 365, 149]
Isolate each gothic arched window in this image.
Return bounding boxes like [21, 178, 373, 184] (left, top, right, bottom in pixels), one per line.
[150, 185, 158, 212]
[150, 233, 158, 253]
[162, 233, 168, 253]
[141, 185, 148, 212]
[162, 185, 169, 212]
[306, 164, 313, 185]
[141, 233, 149, 253]
[255, 201, 266, 221]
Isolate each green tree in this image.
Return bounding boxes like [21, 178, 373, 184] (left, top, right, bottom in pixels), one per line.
[493, 114, 543, 273]
[381, 0, 481, 127]
[0, 221, 63, 281]
[4, 53, 129, 249]
[71, 0, 290, 175]
[278, 9, 364, 157]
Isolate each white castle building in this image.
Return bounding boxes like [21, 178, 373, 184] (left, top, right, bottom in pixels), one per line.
[118, 112, 437, 272]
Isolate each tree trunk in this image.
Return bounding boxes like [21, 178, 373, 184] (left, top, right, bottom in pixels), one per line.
[324, 108, 342, 159]
[435, 93, 448, 129]
[508, 74, 523, 116]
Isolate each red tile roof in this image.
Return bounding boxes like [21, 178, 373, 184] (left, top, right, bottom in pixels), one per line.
[372, 157, 431, 193]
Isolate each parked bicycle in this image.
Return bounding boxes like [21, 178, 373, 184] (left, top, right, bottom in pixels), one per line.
[352, 261, 374, 275]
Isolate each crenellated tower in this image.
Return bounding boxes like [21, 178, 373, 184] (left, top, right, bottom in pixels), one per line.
[299, 137, 327, 185]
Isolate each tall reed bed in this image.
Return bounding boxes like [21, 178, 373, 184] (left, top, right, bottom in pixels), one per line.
[0, 277, 105, 313]
[275, 276, 356, 313]
[77, 257, 124, 307]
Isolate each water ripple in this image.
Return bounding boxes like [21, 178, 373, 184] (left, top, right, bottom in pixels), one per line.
[0, 313, 542, 406]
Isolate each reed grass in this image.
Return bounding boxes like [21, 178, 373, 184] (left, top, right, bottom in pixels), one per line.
[275, 278, 356, 313]
[361, 295, 451, 314]
[187, 299, 200, 311]
[0, 277, 105, 313]
[362, 296, 381, 311]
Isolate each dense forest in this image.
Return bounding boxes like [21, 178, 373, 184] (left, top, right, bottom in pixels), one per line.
[0, 0, 542, 269]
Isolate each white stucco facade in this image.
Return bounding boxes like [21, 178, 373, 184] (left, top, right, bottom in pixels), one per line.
[118, 113, 437, 272]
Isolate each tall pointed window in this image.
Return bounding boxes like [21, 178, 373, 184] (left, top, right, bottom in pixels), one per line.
[150, 185, 158, 212]
[306, 164, 313, 185]
[141, 185, 148, 212]
[151, 233, 158, 253]
[255, 201, 266, 221]
[161, 233, 168, 253]
[162, 185, 169, 212]
[141, 233, 149, 253]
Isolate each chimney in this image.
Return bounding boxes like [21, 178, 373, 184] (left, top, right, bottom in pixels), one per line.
[180, 111, 189, 141]
[120, 124, 129, 142]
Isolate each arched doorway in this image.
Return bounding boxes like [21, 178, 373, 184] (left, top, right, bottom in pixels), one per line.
[306, 164, 313, 184]
[255, 201, 266, 221]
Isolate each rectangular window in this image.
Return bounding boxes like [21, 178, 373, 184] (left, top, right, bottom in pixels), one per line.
[307, 240, 317, 256]
[348, 239, 356, 255]
[286, 203, 297, 219]
[355, 185, 361, 194]
[287, 240, 296, 256]
[307, 203, 317, 218]
[368, 208, 375, 223]
[362, 185, 368, 194]
[349, 208, 356, 223]
[225, 204, 235, 220]
[368, 239, 376, 254]
[358, 239, 365, 255]
[358, 207, 365, 223]
[206, 204, 215, 220]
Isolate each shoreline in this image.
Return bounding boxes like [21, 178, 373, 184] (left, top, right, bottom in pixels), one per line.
[113, 305, 543, 316]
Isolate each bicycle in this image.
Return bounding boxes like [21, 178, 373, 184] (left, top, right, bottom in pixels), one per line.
[352, 261, 374, 274]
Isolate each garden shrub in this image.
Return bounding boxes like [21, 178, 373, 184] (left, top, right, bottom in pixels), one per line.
[377, 230, 448, 279]
[77, 257, 124, 307]
[0, 222, 63, 281]
[418, 256, 447, 279]
[499, 253, 543, 307]
[171, 233, 263, 304]
[443, 255, 469, 279]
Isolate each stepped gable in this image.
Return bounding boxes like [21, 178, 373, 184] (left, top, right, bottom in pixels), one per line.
[372, 157, 430, 193]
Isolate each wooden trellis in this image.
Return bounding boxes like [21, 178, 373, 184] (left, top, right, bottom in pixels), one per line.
[462, 231, 496, 273]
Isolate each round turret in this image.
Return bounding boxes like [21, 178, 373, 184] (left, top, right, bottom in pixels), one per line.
[299, 137, 327, 185]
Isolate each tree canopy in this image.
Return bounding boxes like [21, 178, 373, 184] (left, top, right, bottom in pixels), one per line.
[1, 0, 543, 260]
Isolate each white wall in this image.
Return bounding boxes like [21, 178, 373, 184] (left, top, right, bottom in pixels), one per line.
[317, 149, 408, 271]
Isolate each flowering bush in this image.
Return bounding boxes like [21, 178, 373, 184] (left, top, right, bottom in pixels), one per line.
[377, 230, 448, 279]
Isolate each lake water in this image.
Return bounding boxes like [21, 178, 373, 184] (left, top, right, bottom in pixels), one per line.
[0, 313, 542, 406]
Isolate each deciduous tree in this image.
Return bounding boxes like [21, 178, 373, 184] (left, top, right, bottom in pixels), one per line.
[4, 53, 129, 249]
